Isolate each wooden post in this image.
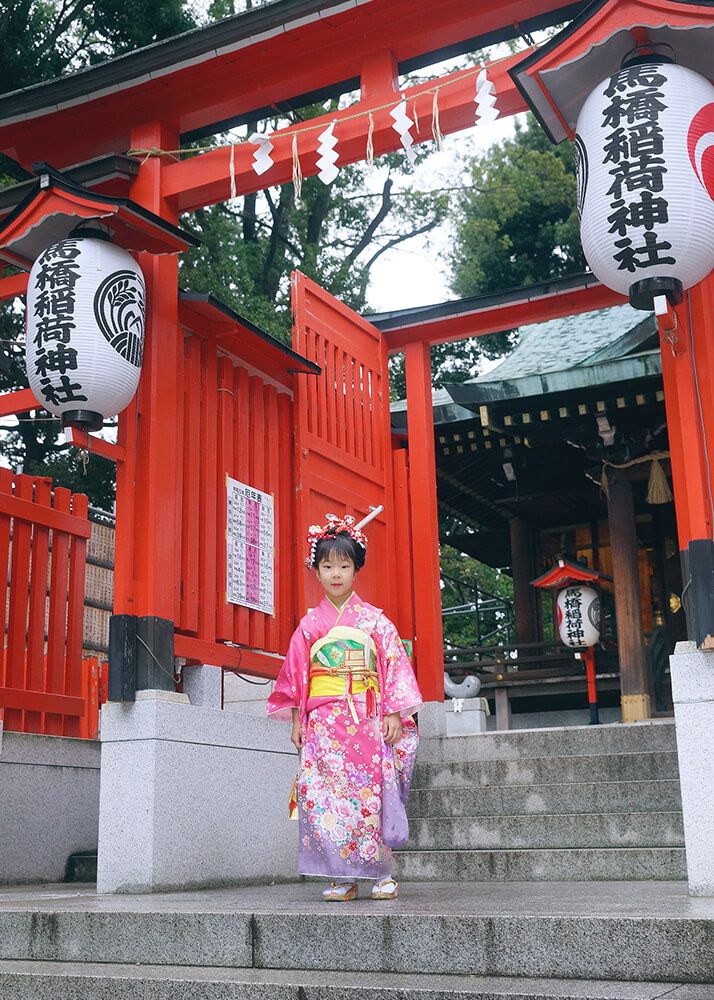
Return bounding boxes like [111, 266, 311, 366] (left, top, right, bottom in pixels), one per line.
[404, 341, 444, 702]
[117, 120, 181, 622]
[659, 276, 714, 647]
[606, 467, 651, 722]
[509, 516, 538, 647]
[494, 686, 512, 731]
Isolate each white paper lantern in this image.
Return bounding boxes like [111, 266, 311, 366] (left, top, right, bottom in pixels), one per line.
[557, 585, 600, 648]
[575, 60, 714, 305]
[26, 233, 145, 431]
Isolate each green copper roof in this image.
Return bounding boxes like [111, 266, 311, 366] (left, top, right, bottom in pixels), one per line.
[474, 305, 656, 383]
[391, 303, 660, 427]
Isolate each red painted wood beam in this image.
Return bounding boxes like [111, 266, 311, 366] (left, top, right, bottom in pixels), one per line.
[65, 428, 126, 464]
[659, 278, 714, 550]
[0, 272, 28, 300]
[174, 632, 283, 678]
[384, 282, 626, 352]
[0, 388, 40, 417]
[0, 686, 84, 716]
[0, 492, 91, 537]
[164, 51, 530, 213]
[405, 341, 444, 702]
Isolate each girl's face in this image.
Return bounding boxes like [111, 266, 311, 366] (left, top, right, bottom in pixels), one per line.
[316, 549, 356, 603]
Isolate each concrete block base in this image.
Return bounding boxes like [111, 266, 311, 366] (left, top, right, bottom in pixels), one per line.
[445, 698, 489, 737]
[0, 723, 100, 885]
[416, 701, 447, 738]
[97, 697, 298, 893]
[670, 640, 714, 895]
[182, 664, 222, 708]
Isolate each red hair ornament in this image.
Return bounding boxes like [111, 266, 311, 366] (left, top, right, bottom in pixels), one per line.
[305, 507, 383, 568]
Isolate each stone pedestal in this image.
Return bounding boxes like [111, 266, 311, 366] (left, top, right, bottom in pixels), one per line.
[445, 697, 490, 736]
[97, 692, 298, 893]
[416, 700, 447, 737]
[182, 663, 223, 708]
[670, 640, 714, 895]
[0, 722, 101, 884]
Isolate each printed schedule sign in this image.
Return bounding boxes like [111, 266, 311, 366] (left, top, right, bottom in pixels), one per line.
[226, 476, 274, 615]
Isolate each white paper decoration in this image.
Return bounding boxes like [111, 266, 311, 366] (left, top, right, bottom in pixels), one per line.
[576, 61, 714, 299]
[557, 585, 601, 648]
[390, 99, 416, 165]
[316, 121, 339, 184]
[475, 68, 499, 123]
[249, 132, 274, 176]
[26, 234, 145, 430]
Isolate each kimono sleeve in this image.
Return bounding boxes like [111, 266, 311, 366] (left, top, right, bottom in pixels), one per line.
[376, 614, 424, 718]
[266, 626, 309, 721]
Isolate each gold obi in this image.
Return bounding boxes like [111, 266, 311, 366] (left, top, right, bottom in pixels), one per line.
[309, 627, 380, 720]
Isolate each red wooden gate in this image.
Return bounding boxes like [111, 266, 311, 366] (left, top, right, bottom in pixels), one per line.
[292, 271, 402, 625]
[0, 470, 92, 736]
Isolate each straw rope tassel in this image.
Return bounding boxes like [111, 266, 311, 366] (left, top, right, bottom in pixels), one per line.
[647, 459, 673, 504]
[292, 133, 303, 198]
[412, 99, 420, 135]
[431, 90, 444, 150]
[366, 111, 375, 168]
[229, 143, 237, 200]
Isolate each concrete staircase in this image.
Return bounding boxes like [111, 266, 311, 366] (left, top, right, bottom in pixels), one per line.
[1, 720, 709, 999]
[396, 720, 686, 883]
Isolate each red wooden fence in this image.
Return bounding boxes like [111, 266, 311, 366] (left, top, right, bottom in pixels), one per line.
[291, 272, 399, 622]
[171, 326, 298, 674]
[0, 470, 96, 736]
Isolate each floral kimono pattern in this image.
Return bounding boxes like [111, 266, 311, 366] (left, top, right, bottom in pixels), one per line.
[267, 592, 422, 879]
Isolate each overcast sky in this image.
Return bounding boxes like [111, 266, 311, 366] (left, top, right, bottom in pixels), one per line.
[367, 112, 522, 313]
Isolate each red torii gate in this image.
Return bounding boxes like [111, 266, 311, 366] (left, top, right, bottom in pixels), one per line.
[0, 0, 710, 707]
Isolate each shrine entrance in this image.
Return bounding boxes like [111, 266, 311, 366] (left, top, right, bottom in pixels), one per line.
[0, 0, 713, 722]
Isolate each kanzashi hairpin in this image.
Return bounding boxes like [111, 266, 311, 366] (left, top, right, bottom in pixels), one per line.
[305, 506, 383, 568]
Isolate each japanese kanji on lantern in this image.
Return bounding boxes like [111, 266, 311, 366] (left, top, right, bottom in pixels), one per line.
[557, 585, 601, 649]
[575, 59, 714, 310]
[26, 228, 145, 432]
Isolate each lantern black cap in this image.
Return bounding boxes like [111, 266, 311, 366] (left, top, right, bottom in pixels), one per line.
[629, 277, 684, 312]
[62, 410, 104, 433]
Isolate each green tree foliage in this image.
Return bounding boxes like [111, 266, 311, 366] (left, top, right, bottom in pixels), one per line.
[391, 114, 584, 399]
[451, 113, 585, 295]
[0, 1, 193, 97]
[440, 543, 514, 650]
[181, 146, 448, 343]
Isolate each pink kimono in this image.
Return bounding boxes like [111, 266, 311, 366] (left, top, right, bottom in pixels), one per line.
[267, 592, 423, 880]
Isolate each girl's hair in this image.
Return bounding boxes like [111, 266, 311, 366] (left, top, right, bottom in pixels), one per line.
[312, 531, 366, 570]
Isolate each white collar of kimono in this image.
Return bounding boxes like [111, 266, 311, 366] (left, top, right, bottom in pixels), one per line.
[324, 590, 358, 619]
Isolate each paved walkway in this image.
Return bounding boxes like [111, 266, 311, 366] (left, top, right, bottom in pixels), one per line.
[0, 878, 711, 919]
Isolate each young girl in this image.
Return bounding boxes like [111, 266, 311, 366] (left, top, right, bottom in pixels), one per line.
[267, 513, 422, 900]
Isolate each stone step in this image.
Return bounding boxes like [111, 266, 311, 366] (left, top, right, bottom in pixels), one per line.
[0, 962, 710, 1000]
[408, 778, 682, 817]
[407, 812, 685, 851]
[393, 847, 687, 882]
[0, 881, 711, 983]
[413, 751, 680, 790]
[418, 721, 677, 764]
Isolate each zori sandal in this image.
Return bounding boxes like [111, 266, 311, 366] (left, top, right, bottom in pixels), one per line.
[322, 881, 359, 901]
[371, 877, 398, 900]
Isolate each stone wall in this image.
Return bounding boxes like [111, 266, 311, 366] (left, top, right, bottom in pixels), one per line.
[0, 725, 100, 884]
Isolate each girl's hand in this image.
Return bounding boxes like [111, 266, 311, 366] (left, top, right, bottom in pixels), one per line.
[383, 712, 403, 746]
[291, 710, 303, 751]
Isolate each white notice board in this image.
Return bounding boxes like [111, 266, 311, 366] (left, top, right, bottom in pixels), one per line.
[226, 476, 274, 615]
